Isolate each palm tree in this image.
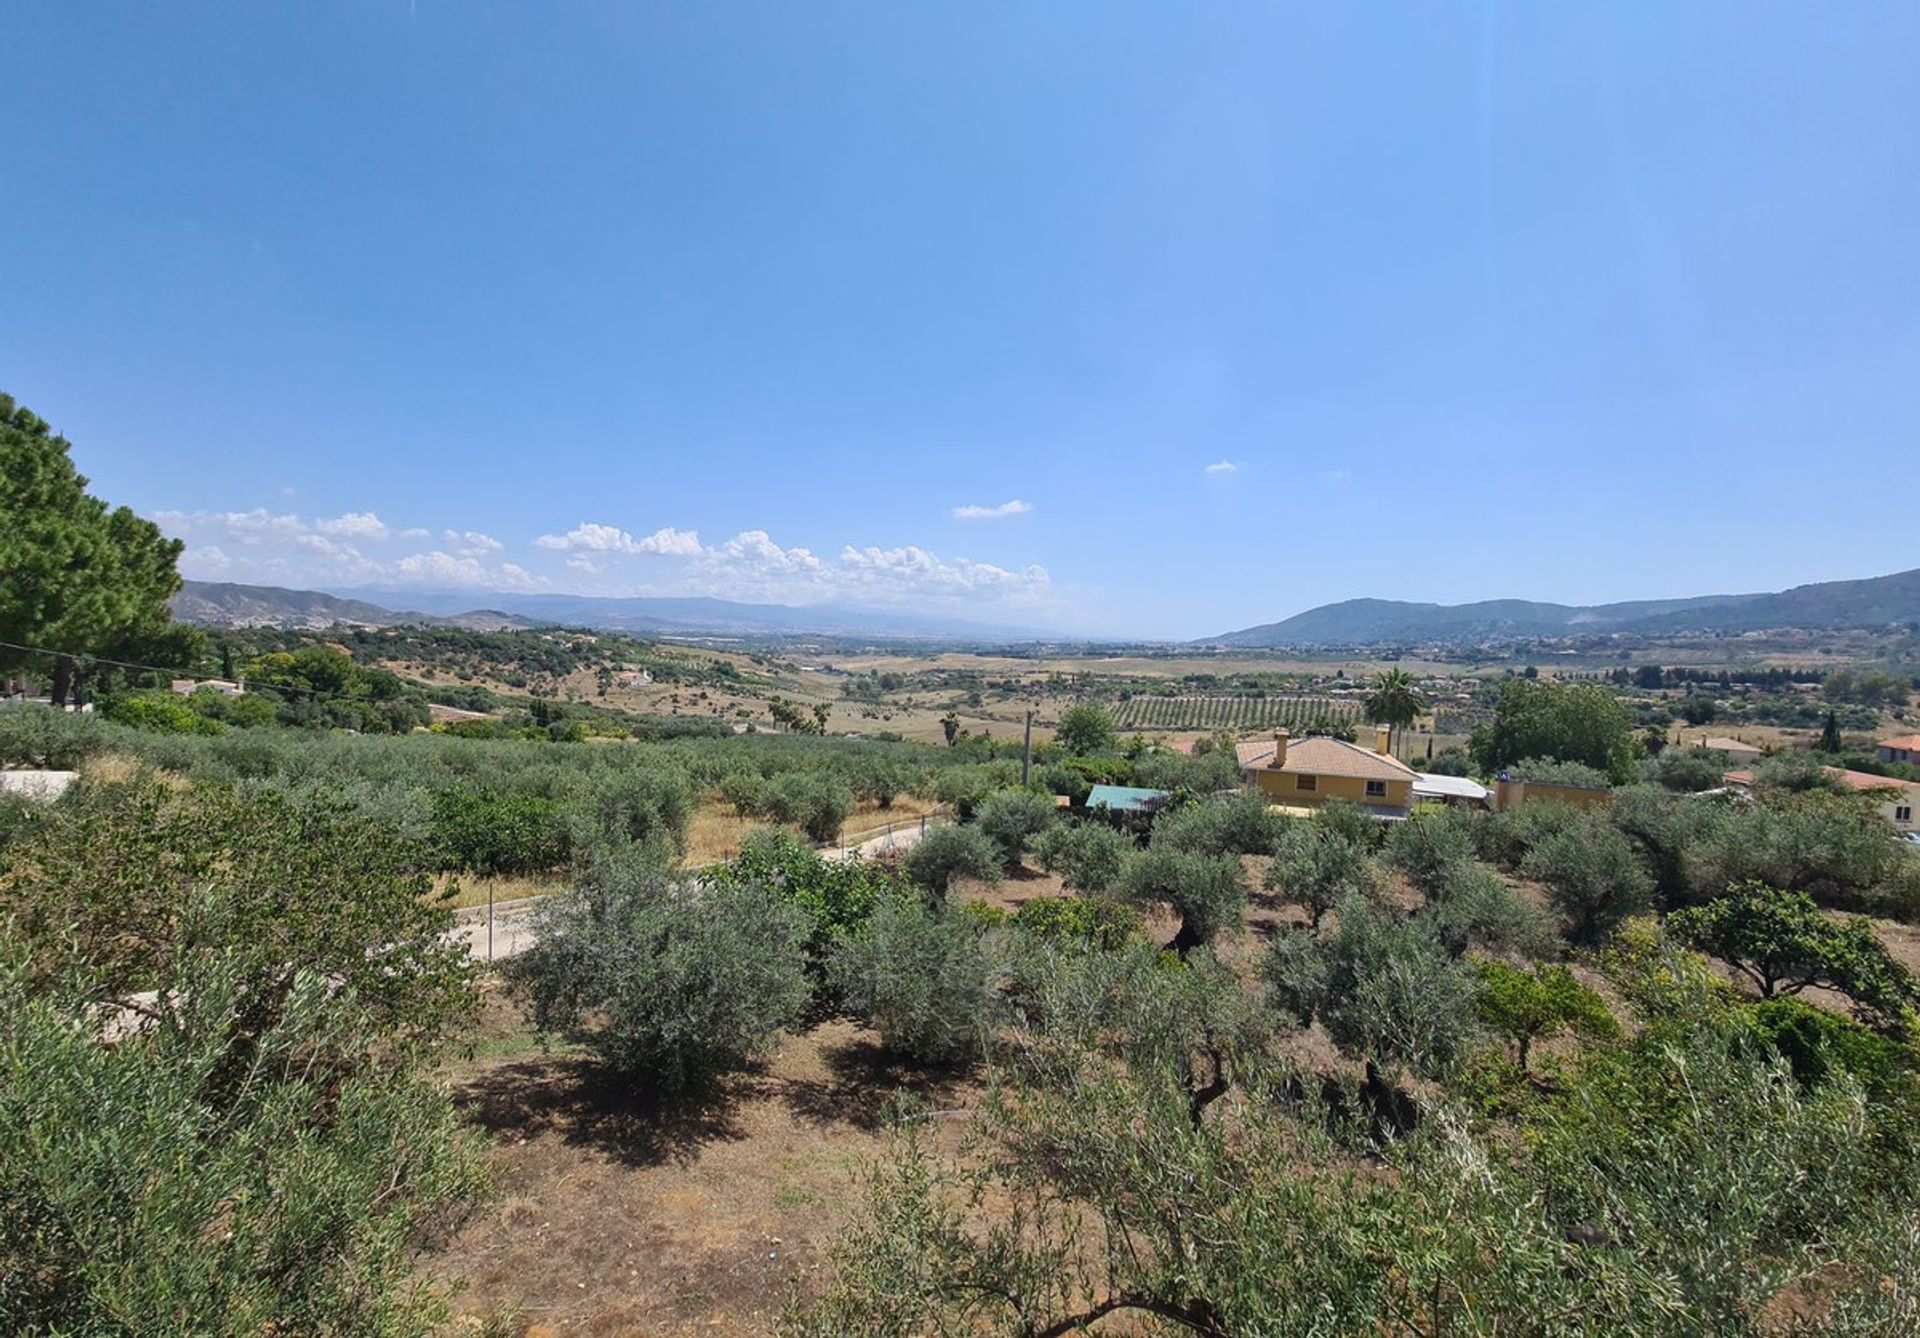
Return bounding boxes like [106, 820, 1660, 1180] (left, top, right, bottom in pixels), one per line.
[1364, 668, 1424, 758]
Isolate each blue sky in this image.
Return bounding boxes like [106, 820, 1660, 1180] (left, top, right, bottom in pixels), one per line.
[4, 4, 1917, 639]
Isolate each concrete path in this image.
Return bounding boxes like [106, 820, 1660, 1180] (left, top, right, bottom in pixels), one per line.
[450, 815, 949, 964]
[451, 896, 543, 964]
[824, 815, 943, 863]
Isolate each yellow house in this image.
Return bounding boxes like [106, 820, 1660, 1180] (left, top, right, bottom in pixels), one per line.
[1236, 726, 1416, 818]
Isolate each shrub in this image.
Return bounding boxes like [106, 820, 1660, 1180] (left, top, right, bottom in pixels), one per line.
[101, 691, 226, 736]
[1643, 748, 1732, 793]
[1148, 791, 1282, 857]
[1054, 703, 1117, 756]
[1031, 820, 1132, 894]
[904, 823, 1004, 896]
[1747, 997, 1911, 1093]
[1, 778, 473, 1049]
[430, 785, 570, 876]
[1669, 883, 1920, 1029]
[973, 787, 1058, 870]
[708, 827, 911, 1002]
[1502, 757, 1613, 789]
[0, 951, 486, 1337]
[515, 866, 810, 1097]
[1264, 899, 1481, 1080]
[1522, 818, 1656, 946]
[1119, 846, 1247, 952]
[1472, 962, 1618, 1072]
[1417, 860, 1556, 960]
[1264, 819, 1381, 929]
[833, 898, 1005, 1064]
[1383, 807, 1478, 896]
[0, 703, 108, 768]
[570, 766, 695, 860]
[766, 771, 855, 843]
[1012, 895, 1144, 951]
[718, 769, 766, 817]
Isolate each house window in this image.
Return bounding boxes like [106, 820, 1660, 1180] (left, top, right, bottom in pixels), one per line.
[1899, 806, 1914, 823]
[1295, 774, 1317, 792]
[1365, 780, 1387, 798]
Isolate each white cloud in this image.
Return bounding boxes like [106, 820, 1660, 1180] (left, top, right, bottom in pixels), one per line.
[394, 551, 540, 590]
[527, 518, 1049, 608]
[535, 522, 703, 556]
[634, 525, 704, 556]
[950, 499, 1033, 520]
[154, 507, 540, 594]
[314, 511, 390, 540]
[1203, 460, 1238, 475]
[443, 529, 504, 557]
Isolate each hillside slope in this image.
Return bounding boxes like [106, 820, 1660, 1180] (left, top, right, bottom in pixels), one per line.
[1211, 568, 1920, 646]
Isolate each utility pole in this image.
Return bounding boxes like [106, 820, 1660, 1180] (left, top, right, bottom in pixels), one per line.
[1022, 708, 1033, 787]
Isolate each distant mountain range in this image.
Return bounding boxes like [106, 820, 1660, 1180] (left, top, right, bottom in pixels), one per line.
[171, 582, 538, 632]
[1208, 568, 1920, 647]
[172, 581, 1048, 641]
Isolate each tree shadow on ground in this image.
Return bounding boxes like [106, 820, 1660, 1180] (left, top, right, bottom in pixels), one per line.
[454, 1054, 748, 1168]
[776, 1031, 971, 1134]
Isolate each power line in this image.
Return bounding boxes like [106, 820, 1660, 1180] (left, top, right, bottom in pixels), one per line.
[0, 637, 399, 707]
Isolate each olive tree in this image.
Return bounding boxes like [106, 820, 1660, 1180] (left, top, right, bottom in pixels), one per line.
[515, 864, 810, 1098]
[1117, 846, 1247, 953]
[973, 787, 1058, 870]
[904, 822, 1005, 897]
[832, 897, 1006, 1064]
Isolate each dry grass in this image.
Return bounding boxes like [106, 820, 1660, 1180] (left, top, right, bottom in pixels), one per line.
[433, 872, 569, 911]
[431, 988, 977, 1337]
[682, 795, 943, 867]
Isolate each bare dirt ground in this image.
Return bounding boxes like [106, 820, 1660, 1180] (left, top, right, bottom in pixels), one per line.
[432, 991, 977, 1337]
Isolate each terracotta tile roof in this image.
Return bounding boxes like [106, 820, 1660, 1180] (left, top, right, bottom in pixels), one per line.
[1723, 766, 1912, 795]
[1237, 735, 1417, 783]
[1832, 768, 1912, 794]
[1880, 735, 1920, 753]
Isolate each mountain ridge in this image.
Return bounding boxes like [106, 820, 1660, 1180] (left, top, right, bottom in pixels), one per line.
[172, 580, 1050, 640]
[1208, 568, 1920, 647]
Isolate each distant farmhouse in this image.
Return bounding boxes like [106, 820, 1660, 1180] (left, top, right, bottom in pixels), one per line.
[1725, 766, 1917, 838]
[171, 678, 244, 696]
[1880, 734, 1920, 767]
[1237, 727, 1417, 818]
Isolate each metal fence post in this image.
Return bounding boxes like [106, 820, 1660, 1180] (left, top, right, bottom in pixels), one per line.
[487, 882, 494, 963]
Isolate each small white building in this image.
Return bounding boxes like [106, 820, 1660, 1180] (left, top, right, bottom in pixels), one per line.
[1412, 773, 1493, 809]
[172, 678, 244, 696]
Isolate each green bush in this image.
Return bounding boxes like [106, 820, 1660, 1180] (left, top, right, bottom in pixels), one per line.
[0, 950, 486, 1337]
[1148, 791, 1282, 858]
[0, 703, 108, 768]
[973, 787, 1058, 870]
[1, 778, 473, 1049]
[101, 691, 226, 736]
[1472, 961, 1618, 1072]
[1747, 997, 1911, 1094]
[1030, 819, 1133, 894]
[515, 865, 810, 1097]
[569, 766, 695, 861]
[904, 822, 1004, 896]
[833, 897, 1006, 1064]
[429, 785, 570, 876]
[1118, 846, 1246, 951]
[1265, 899, 1481, 1080]
[1013, 895, 1144, 951]
[708, 827, 911, 1002]
[1522, 817, 1656, 946]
